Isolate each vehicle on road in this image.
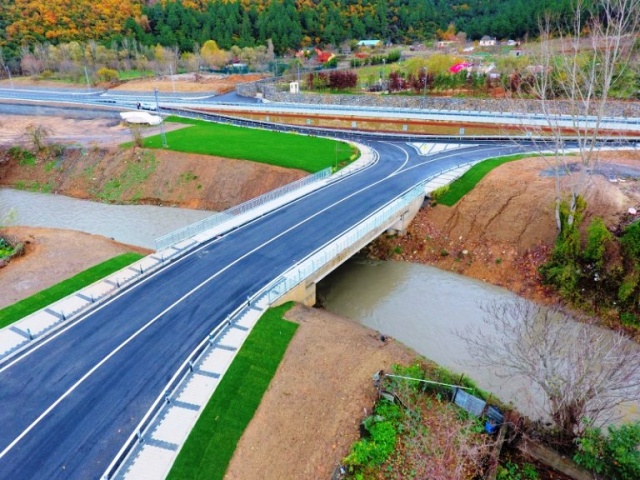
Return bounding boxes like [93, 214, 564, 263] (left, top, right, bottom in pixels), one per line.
[137, 102, 157, 111]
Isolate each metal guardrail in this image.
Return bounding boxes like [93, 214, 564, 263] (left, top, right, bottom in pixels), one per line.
[241, 100, 640, 126]
[102, 306, 232, 480]
[155, 167, 331, 250]
[263, 182, 425, 304]
[103, 179, 426, 479]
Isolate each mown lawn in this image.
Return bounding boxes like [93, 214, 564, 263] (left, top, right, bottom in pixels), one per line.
[437, 153, 538, 206]
[0, 253, 144, 328]
[140, 117, 356, 173]
[167, 303, 298, 480]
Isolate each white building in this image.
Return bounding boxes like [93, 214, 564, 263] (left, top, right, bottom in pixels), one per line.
[479, 36, 497, 47]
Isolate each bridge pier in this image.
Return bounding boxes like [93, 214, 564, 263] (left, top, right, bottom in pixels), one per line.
[274, 280, 317, 307]
[385, 194, 424, 235]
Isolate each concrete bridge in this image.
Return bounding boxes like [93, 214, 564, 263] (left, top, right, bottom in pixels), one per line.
[0, 97, 532, 479]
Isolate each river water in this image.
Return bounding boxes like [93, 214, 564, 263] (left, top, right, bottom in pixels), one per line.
[0, 188, 215, 249]
[4, 188, 637, 422]
[317, 259, 544, 413]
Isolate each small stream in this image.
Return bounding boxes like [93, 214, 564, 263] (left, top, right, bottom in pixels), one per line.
[0, 188, 215, 249]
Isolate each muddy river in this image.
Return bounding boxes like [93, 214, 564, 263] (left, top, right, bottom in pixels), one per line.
[0, 188, 215, 249]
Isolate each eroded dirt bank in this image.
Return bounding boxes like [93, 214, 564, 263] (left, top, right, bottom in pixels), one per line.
[368, 152, 640, 303]
[0, 146, 306, 211]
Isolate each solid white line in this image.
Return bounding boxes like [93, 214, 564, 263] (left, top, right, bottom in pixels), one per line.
[401, 144, 522, 174]
[380, 141, 410, 175]
[0, 143, 399, 459]
[0, 143, 379, 373]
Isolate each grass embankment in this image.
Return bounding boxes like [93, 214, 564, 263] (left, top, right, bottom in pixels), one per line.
[436, 153, 536, 206]
[140, 117, 356, 173]
[167, 303, 298, 480]
[0, 253, 143, 328]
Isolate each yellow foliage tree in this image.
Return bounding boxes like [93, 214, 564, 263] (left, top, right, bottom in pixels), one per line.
[6, 0, 141, 43]
[200, 40, 226, 69]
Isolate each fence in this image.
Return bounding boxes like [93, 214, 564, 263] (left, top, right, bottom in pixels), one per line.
[155, 167, 331, 250]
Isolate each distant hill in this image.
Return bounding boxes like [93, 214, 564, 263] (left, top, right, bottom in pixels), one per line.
[0, 0, 574, 58]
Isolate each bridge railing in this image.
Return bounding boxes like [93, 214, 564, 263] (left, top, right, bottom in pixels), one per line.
[262, 182, 425, 305]
[155, 167, 331, 250]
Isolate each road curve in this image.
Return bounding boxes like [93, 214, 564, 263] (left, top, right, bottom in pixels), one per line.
[0, 91, 528, 478]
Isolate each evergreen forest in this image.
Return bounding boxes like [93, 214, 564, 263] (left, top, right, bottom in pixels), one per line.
[0, 0, 576, 63]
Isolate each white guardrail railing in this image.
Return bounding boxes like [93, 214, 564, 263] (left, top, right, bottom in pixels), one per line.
[263, 181, 425, 304]
[154, 167, 331, 250]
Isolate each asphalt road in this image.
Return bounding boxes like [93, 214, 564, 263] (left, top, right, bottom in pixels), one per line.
[0, 129, 526, 478]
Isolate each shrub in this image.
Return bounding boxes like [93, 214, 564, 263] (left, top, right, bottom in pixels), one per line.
[8, 146, 36, 165]
[583, 217, 613, 269]
[328, 70, 358, 89]
[574, 421, 640, 480]
[97, 67, 118, 84]
[621, 221, 640, 261]
[430, 184, 450, 202]
[621, 312, 640, 327]
[344, 399, 400, 470]
[497, 462, 540, 480]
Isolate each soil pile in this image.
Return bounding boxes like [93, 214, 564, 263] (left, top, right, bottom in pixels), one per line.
[109, 73, 267, 94]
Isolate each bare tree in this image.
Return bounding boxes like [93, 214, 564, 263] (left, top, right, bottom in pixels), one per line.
[25, 123, 51, 153]
[513, 0, 640, 231]
[129, 124, 144, 148]
[459, 298, 640, 443]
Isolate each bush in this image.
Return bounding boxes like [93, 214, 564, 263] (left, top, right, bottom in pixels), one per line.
[328, 70, 358, 89]
[97, 67, 118, 84]
[344, 399, 400, 470]
[574, 421, 640, 480]
[621, 221, 640, 261]
[620, 312, 640, 327]
[430, 184, 450, 202]
[497, 462, 540, 480]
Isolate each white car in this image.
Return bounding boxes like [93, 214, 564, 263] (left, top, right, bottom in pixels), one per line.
[137, 102, 157, 111]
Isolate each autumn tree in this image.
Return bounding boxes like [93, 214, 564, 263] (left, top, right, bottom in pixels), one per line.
[200, 40, 226, 69]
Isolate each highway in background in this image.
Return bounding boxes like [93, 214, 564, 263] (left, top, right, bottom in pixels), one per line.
[2, 85, 639, 134]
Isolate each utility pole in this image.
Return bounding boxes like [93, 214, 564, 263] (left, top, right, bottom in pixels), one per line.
[84, 66, 91, 91]
[422, 66, 427, 99]
[154, 88, 168, 148]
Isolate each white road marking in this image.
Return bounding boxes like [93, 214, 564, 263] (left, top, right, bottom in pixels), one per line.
[0, 143, 409, 458]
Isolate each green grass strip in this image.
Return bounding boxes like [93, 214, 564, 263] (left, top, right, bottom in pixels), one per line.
[437, 153, 540, 206]
[167, 303, 298, 480]
[0, 252, 144, 328]
[137, 116, 356, 173]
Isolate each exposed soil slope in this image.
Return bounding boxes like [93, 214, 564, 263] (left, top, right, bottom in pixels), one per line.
[108, 72, 266, 94]
[0, 226, 150, 308]
[0, 146, 306, 212]
[370, 152, 640, 302]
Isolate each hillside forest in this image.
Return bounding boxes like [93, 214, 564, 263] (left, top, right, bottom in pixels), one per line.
[0, 0, 577, 65]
